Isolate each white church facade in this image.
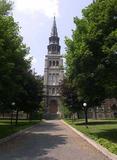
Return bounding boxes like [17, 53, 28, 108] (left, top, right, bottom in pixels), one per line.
[44, 17, 64, 117]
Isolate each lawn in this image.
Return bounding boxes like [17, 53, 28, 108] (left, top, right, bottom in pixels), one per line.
[0, 120, 40, 139]
[65, 119, 117, 155]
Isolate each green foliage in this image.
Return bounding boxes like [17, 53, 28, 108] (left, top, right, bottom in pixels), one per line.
[65, 0, 117, 117]
[21, 73, 43, 114]
[97, 138, 117, 154]
[60, 105, 72, 118]
[0, 0, 44, 122]
[0, 0, 13, 15]
[60, 77, 81, 114]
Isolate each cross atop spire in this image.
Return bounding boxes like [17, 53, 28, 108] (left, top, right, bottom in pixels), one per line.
[51, 16, 58, 37]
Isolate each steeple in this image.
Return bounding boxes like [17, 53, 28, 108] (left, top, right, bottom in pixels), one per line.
[51, 16, 58, 37]
[48, 16, 60, 54]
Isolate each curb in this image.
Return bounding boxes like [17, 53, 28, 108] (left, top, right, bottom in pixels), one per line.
[61, 120, 117, 160]
[0, 123, 40, 144]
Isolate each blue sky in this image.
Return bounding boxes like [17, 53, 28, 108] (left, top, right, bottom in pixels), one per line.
[13, 0, 93, 75]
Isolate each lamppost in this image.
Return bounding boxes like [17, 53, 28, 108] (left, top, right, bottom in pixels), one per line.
[11, 102, 15, 125]
[83, 102, 88, 127]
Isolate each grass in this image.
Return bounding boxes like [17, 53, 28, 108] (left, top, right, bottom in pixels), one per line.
[65, 119, 117, 155]
[0, 119, 40, 139]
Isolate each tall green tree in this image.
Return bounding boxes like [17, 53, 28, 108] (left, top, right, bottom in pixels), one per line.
[0, 0, 43, 124]
[21, 72, 43, 120]
[60, 77, 81, 117]
[65, 0, 117, 124]
[0, 0, 30, 110]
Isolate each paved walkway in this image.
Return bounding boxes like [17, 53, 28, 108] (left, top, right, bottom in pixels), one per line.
[0, 120, 110, 160]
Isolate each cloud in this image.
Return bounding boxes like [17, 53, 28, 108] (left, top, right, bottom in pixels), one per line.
[14, 0, 59, 18]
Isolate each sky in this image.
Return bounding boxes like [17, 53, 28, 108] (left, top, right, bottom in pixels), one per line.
[13, 0, 93, 75]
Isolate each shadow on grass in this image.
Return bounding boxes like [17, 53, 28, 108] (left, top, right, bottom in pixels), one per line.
[90, 128, 117, 143]
[73, 120, 117, 144]
[0, 120, 40, 139]
[75, 120, 117, 126]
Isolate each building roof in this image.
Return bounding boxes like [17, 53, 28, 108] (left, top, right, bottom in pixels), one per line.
[51, 16, 58, 37]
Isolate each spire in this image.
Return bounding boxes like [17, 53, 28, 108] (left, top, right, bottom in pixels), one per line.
[51, 16, 58, 37]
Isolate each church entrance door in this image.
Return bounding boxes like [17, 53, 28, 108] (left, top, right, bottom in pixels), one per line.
[49, 100, 58, 114]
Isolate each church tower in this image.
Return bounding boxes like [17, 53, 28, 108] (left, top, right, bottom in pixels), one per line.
[44, 17, 64, 118]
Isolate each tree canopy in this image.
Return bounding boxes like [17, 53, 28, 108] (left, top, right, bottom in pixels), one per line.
[0, 0, 43, 122]
[64, 0, 117, 123]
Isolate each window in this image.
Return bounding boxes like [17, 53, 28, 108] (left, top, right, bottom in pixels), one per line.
[56, 61, 59, 66]
[53, 61, 55, 66]
[49, 88, 51, 94]
[53, 73, 56, 83]
[56, 73, 59, 83]
[56, 88, 59, 94]
[52, 88, 55, 94]
[49, 74, 52, 82]
[49, 61, 51, 66]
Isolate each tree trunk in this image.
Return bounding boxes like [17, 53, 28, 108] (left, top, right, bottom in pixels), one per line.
[27, 113, 29, 120]
[15, 109, 19, 126]
[29, 112, 33, 121]
[76, 112, 79, 119]
[11, 111, 13, 125]
[94, 107, 97, 119]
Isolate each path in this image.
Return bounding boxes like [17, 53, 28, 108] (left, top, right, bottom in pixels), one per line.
[0, 120, 110, 160]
